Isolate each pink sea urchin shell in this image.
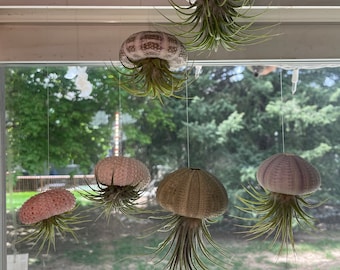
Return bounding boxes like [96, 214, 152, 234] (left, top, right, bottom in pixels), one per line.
[238, 153, 322, 254]
[81, 156, 151, 219]
[94, 156, 151, 189]
[19, 189, 76, 225]
[256, 153, 321, 196]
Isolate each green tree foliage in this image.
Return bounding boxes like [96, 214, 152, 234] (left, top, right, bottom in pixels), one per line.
[5, 66, 178, 177]
[136, 66, 340, 206]
[6, 67, 117, 174]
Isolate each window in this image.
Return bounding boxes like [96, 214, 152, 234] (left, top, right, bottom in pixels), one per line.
[3, 64, 340, 269]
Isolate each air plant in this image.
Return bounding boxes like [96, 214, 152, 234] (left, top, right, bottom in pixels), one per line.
[18, 188, 81, 254]
[154, 167, 230, 269]
[167, 0, 272, 52]
[238, 153, 321, 253]
[117, 31, 188, 101]
[82, 156, 151, 219]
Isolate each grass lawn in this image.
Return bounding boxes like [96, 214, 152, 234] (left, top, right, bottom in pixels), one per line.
[6, 191, 38, 210]
[59, 231, 340, 270]
[6, 192, 340, 269]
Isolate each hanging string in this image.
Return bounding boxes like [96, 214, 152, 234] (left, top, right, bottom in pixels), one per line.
[47, 67, 51, 173]
[280, 69, 285, 153]
[118, 74, 122, 156]
[113, 74, 122, 157]
[185, 73, 191, 168]
[291, 68, 299, 94]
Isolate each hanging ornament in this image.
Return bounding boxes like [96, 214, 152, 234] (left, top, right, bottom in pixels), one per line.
[291, 68, 299, 94]
[167, 0, 273, 52]
[82, 156, 151, 218]
[18, 189, 81, 254]
[153, 167, 230, 269]
[194, 65, 203, 79]
[117, 31, 188, 101]
[238, 153, 321, 253]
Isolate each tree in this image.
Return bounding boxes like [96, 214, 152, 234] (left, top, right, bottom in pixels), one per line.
[127, 66, 340, 207]
[6, 67, 115, 174]
[5, 66, 179, 177]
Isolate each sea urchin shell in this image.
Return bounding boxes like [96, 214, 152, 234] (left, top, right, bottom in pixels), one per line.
[19, 189, 76, 225]
[95, 156, 151, 189]
[257, 153, 321, 196]
[117, 31, 188, 100]
[18, 189, 80, 254]
[238, 153, 322, 253]
[83, 156, 151, 218]
[154, 168, 230, 269]
[156, 168, 228, 219]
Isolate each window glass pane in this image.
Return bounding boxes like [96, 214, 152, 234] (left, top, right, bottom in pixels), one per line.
[5, 65, 340, 269]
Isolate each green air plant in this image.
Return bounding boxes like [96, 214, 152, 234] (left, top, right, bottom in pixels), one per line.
[81, 156, 151, 219]
[238, 153, 322, 253]
[117, 31, 188, 101]
[154, 167, 230, 269]
[167, 0, 272, 52]
[18, 189, 82, 254]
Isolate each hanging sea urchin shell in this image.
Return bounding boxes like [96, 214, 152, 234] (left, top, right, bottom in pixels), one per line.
[18, 189, 80, 254]
[119, 31, 187, 71]
[117, 31, 188, 101]
[154, 167, 230, 269]
[156, 167, 228, 219]
[95, 156, 150, 189]
[83, 156, 151, 218]
[238, 153, 321, 253]
[257, 153, 321, 196]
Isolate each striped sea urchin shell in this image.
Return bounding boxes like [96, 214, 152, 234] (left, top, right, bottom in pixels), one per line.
[19, 189, 76, 225]
[119, 31, 188, 70]
[94, 156, 151, 189]
[156, 168, 228, 219]
[256, 153, 321, 196]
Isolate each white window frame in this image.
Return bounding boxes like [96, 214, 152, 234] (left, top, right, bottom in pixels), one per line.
[2, 1, 340, 268]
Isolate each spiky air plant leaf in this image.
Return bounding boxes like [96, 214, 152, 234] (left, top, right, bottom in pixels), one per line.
[237, 186, 322, 253]
[167, 0, 274, 52]
[18, 189, 82, 255]
[81, 180, 144, 219]
[237, 153, 322, 254]
[153, 168, 231, 269]
[81, 156, 151, 220]
[154, 215, 230, 270]
[116, 31, 189, 102]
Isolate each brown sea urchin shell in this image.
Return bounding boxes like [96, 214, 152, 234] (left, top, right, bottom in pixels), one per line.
[156, 168, 228, 219]
[94, 156, 151, 189]
[256, 153, 321, 196]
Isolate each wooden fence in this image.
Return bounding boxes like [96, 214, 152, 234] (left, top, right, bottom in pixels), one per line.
[13, 174, 96, 192]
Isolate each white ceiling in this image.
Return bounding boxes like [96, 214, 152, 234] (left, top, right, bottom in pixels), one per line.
[1, 0, 340, 64]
